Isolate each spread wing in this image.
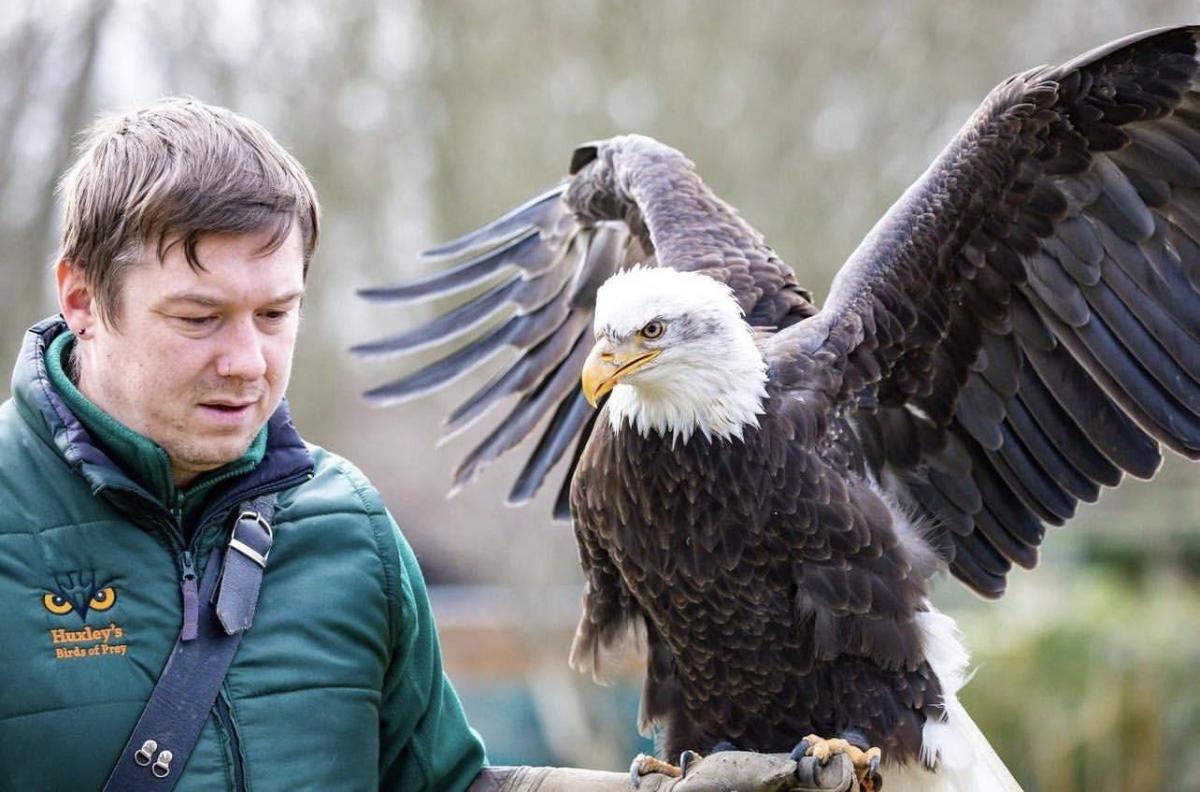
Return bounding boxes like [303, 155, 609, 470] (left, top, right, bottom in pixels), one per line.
[771, 25, 1200, 597]
[355, 136, 813, 514]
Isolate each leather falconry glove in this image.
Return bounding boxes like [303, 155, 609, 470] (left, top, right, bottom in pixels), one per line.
[470, 751, 858, 792]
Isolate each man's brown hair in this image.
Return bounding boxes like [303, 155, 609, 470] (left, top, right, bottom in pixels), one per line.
[59, 97, 320, 328]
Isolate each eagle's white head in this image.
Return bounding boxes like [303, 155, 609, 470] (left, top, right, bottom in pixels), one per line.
[582, 266, 769, 444]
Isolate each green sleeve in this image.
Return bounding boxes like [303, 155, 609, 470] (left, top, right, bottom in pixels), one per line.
[379, 510, 487, 791]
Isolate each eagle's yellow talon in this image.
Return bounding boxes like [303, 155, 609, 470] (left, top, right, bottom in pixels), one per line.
[635, 754, 682, 778]
[801, 734, 884, 790]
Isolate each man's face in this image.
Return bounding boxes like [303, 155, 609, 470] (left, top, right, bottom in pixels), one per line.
[68, 226, 305, 486]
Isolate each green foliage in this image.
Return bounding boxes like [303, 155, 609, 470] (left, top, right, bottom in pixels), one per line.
[954, 569, 1200, 791]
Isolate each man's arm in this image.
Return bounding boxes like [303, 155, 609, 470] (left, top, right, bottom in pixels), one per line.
[470, 752, 859, 792]
[377, 509, 486, 791]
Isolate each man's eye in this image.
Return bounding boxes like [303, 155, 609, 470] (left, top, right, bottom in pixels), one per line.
[260, 310, 289, 322]
[177, 316, 216, 326]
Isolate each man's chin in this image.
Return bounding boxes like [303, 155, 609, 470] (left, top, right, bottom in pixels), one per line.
[168, 435, 261, 483]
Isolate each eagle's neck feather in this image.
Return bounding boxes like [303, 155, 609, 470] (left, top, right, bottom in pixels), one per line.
[605, 332, 769, 445]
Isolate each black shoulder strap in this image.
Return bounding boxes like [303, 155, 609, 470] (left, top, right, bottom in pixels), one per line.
[103, 494, 277, 791]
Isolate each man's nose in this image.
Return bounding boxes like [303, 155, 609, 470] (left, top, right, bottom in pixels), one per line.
[216, 317, 268, 381]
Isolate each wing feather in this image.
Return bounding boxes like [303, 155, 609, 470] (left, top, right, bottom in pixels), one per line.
[775, 25, 1200, 595]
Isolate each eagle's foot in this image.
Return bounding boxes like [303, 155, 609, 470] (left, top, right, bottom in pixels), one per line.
[791, 734, 883, 792]
[628, 753, 682, 789]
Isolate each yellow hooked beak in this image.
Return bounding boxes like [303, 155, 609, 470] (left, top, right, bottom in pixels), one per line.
[581, 339, 662, 407]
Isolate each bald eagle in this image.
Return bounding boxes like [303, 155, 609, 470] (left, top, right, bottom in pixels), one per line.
[357, 26, 1200, 791]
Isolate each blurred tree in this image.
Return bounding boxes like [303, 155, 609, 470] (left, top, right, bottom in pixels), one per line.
[0, 1, 111, 351]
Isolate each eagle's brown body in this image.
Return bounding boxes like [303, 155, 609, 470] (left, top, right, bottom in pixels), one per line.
[572, 393, 940, 761]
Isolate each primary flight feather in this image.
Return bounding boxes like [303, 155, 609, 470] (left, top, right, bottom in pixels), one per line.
[357, 25, 1200, 790]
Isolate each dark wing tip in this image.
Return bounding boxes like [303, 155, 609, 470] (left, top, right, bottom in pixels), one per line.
[1053, 25, 1199, 78]
[569, 142, 601, 175]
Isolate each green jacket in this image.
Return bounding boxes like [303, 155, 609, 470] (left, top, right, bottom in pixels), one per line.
[0, 317, 486, 790]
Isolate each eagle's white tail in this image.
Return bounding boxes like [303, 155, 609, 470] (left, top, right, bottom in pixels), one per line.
[883, 609, 1023, 792]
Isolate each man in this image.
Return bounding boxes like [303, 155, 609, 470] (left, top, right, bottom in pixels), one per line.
[0, 98, 851, 791]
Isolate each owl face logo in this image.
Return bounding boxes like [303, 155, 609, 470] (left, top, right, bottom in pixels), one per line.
[43, 570, 117, 621]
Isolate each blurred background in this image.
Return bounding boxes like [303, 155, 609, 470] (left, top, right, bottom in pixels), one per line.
[3, 2, 1199, 789]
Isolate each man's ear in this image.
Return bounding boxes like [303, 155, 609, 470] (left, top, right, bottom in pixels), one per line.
[56, 258, 98, 337]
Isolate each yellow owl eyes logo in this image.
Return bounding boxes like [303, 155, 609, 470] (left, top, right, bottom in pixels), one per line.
[43, 586, 116, 616]
[89, 587, 117, 611]
[43, 593, 73, 615]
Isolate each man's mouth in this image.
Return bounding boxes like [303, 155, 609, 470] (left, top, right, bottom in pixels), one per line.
[201, 402, 255, 411]
[197, 398, 261, 423]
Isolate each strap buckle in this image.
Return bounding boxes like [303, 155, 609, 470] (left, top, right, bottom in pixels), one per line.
[228, 510, 273, 568]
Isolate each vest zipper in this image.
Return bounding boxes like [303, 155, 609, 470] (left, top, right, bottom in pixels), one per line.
[179, 549, 199, 641]
[215, 688, 248, 791]
[169, 492, 203, 642]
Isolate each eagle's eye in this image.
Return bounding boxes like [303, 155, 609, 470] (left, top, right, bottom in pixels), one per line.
[640, 320, 665, 340]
